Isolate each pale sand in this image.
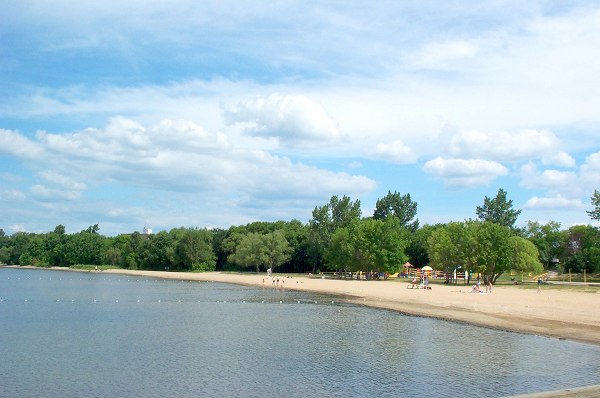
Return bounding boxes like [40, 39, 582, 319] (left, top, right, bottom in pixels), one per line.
[97, 269, 600, 346]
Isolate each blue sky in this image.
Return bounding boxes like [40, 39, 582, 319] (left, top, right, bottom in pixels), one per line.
[1, 1, 599, 235]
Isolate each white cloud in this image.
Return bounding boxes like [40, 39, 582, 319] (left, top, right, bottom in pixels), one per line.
[30, 184, 82, 201]
[541, 151, 576, 168]
[39, 171, 86, 191]
[519, 163, 578, 193]
[365, 140, 418, 164]
[3, 117, 374, 212]
[0, 129, 43, 159]
[523, 195, 584, 210]
[0, 190, 26, 201]
[406, 40, 479, 70]
[422, 157, 509, 190]
[224, 94, 340, 147]
[447, 129, 572, 165]
[580, 151, 600, 188]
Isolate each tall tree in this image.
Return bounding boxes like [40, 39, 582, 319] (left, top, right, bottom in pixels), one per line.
[373, 191, 419, 231]
[522, 221, 562, 269]
[308, 195, 361, 272]
[476, 188, 521, 229]
[325, 218, 408, 273]
[509, 236, 543, 276]
[588, 189, 600, 221]
[174, 228, 216, 271]
[262, 230, 292, 272]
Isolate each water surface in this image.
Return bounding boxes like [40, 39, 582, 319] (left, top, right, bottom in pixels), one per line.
[1, 267, 599, 397]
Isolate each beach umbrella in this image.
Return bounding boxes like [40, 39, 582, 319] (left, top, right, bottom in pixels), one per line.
[421, 265, 433, 278]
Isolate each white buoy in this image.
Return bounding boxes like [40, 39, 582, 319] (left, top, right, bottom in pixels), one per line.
[94, 299, 97, 302]
[298, 300, 300, 304]
[158, 300, 161, 303]
[279, 300, 282, 303]
[115, 300, 119, 303]
[331, 301, 334, 304]
[137, 300, 140, 303]
[314, 301, 318, 304]
[261, 300, 264, 303]
[25, 299, 28, 302]
[56, 299, 60, 302]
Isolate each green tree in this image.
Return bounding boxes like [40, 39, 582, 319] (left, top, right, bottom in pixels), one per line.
[308, 195, 361, 272]
[428, 221, 479, 275]
[588, 189, 600, 221]
[103, 247, 122, 267]
[325, 218, 408, 274]
[405, 224, 441, 267]
[228, 230, 291, 273]
[476, 188, 522, 229]
[522, 221, 562, 269]
[560, 225, 600, 273]
[262, 230, 292, 272]
[174, 228, 216, 271]
[228, 232, 268, 272]
[509, 236, 543, 276]
[280, 219, 311, 273]
[473, 221, 513, 283]
[19, 234, 49, 266]
[373, 190, 419, 231]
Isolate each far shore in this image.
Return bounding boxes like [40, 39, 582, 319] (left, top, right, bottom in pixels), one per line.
[10, 265, 599, 346]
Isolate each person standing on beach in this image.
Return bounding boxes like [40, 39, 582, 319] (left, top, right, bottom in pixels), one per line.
[537, 277, 542, 292]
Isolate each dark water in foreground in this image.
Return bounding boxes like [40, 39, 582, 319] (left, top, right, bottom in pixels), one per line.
[1, 268, 599, 398]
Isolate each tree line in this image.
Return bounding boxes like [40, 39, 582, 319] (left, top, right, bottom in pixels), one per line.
[1, 189, 599, 280]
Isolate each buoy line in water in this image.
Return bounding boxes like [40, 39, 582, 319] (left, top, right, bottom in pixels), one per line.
[0, 298, 352, 305]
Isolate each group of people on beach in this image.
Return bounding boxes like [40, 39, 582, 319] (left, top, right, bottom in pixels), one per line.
[471, 279, 493, 294]
[262, 268, 286, 288]
[408, 274, 432, 289]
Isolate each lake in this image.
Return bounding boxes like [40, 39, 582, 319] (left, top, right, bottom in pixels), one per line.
[1, 267, 599, 397]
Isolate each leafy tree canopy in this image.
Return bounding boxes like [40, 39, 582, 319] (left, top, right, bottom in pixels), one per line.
[476, 188, 521, 229]
[373, 190, 419, 231]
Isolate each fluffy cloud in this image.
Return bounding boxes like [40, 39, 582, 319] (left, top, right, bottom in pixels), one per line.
[1, 118, 374, 212]
[519, 163, 578, 192]
[580, 151, 600, 188]
[224, 94, 340, 147]
[523, 195, 584, 210]
[365, 140, 418, 164]
[422, 157, 508, 190]
[0, 129, 43, 159]
[447, 129, 574, 166]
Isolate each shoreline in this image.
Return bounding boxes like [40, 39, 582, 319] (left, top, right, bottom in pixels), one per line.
[23, 266, 600, 346]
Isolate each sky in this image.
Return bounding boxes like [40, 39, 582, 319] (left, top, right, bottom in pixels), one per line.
[1, 1, 599, 236]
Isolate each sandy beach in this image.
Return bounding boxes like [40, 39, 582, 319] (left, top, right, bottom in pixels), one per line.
[92, 268, 600, 346]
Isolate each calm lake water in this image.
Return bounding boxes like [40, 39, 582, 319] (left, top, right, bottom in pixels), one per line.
[1, 267, 599, 398]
